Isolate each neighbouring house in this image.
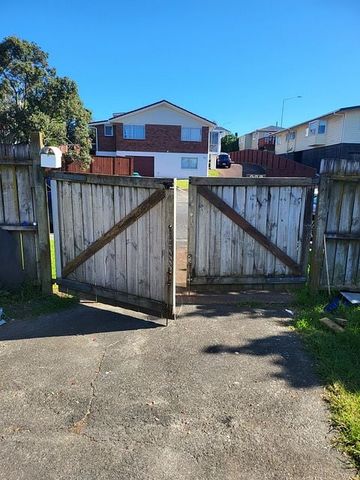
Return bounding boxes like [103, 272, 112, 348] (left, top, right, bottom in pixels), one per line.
[89, 100, 225, 178]
[238, 126, 284, 152]
[274, 106, 360, 170]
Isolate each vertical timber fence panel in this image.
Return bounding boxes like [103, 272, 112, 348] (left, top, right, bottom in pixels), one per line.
[49, 172, 176, 317]
[188, 177, 317, 288]
[310, 158, 360, 291]
[0, 134, 52, 292]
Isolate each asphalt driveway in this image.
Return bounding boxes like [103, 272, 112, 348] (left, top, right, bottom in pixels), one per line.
[0, 302, 352, 480]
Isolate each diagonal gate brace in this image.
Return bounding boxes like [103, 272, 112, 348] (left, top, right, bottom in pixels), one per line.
[197, 185, 302, 275]
[62, 188, 166, 277]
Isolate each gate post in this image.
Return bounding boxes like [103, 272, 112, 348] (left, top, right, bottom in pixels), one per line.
[310, 171, 331, 292]
[30, 132, 52, 294]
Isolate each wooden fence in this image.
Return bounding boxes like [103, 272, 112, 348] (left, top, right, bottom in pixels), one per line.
[64, 155, 134, 176]
[230, 150, 317, 177]
[50, 172, 176, 317]
[188, 176, 316, 287]
[0, 134, 52, 292]
[310, 158, 360, 291]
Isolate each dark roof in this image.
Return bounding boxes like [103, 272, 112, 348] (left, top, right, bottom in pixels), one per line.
[90, 100, 216, 126]
[89, 119, 108, 125]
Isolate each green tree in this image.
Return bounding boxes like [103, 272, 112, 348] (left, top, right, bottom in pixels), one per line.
[221, 133, 239, 153]
[0, 36, 91, 165]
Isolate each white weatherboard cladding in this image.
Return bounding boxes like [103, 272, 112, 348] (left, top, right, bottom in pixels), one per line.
[116, 150, 208, 178]
[343, 110, 360, 144]
[111, 105, 210, 128]
[275, 114, 346, 155]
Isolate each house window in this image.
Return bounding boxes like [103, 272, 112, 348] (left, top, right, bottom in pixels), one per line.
[104, 124, 113, 136]
[276, 136, 282, 145]
[123, 124, 145, 139]
[181, 157, 198, 169]
[210, 131, 219, 152]
[308, 121, 318, 136]
[318, 120, 326, 134]
[181, 127, 202, 142]
[307, 120, 327, 136]
[286, 131, 296, 141]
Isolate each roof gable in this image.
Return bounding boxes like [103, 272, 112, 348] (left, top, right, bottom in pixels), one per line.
[108, 100, 216, 127]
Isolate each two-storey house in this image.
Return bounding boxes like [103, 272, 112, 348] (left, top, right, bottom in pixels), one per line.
[238, 126, 284, 152]
[275, 106, 360, 170]
[89, 100, 222, 178]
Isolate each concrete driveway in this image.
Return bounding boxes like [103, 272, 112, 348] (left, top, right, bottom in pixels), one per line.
[0, 302, 351, 480]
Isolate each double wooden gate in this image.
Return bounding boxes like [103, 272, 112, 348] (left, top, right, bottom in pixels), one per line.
[50, 172, 176, 318]
[188, 177, 316, 287]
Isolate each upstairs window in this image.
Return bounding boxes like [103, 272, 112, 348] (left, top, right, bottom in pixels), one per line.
[276, 136, 282, 145]
[286, 131, 296, 141]
[104, 124, 113, 136]
[318, 120, 327, 134]
[123, 124, 145, 139]
[306, 120, 327, 136]
[181, 127, 202, 142]
[210, 131, 220, 151]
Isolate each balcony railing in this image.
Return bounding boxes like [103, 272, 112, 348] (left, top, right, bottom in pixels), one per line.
[258, 135, 275, 151]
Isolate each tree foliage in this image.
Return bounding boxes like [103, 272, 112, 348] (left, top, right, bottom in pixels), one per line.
[0, 36, 91, 165]
[221, 133, 239, 153]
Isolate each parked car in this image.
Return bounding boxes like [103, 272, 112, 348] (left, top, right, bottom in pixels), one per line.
[216, 153, 231, 168]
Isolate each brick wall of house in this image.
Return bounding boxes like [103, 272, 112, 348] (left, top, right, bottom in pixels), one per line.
[96, 124, 209, 153]
[96, 124, 116, 151]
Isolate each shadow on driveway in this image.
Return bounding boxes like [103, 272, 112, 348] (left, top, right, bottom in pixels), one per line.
[0, 303, 161, 342]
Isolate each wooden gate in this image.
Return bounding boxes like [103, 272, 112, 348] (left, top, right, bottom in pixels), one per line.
[50, 172, 176, 318]
[310, 158, 360, 291]
[188, 177, 316, 287]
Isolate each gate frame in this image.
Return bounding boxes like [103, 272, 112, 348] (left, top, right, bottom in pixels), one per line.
[310, 158, 360, 292]
[50, 172, 176, 319]
[188, 176, 317, 288]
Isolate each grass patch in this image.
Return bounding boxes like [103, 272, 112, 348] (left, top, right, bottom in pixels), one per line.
[293, 287, 360, 472]
[0, 237, 77, 321]
[176, 179, 189, 190]
[0, 284, 78, 320]
[176, 169, 220, 190]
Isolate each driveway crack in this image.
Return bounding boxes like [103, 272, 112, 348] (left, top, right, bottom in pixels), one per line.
[70, 340, 120, 436]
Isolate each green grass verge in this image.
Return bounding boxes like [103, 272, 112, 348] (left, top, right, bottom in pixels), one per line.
[0, 284, 77, 320]
[176, 169, 220, 190]
[294, 287, 360, 472]
[176, 179, 189, 190]
[0, 237, 77, 320]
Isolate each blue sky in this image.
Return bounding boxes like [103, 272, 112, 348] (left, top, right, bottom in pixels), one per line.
[2, 0, 360, 134]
